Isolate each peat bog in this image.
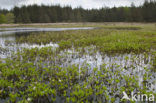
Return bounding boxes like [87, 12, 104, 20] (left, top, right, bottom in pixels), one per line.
[0, 23, 156, 103]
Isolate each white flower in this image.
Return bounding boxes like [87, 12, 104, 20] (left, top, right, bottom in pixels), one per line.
[59, 79, 62, 82]
[33, 86, 36, 90]
[27, 97, 32, 101]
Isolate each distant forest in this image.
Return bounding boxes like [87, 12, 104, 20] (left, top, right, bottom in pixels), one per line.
[0, 0, 156, 23]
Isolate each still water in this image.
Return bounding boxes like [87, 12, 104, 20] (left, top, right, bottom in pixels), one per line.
[0, 27, 94, 58]
[0, 27, 155, 103]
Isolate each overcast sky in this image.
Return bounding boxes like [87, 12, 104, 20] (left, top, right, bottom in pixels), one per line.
[0, 0, 145, 10]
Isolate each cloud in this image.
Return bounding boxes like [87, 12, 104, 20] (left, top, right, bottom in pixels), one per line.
[0, 0, 27, 9]
[0, 0, 144, 10]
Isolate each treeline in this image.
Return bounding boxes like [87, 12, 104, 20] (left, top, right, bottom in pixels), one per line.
[0, 9, 14, 24]
[0, 0, 156, 23]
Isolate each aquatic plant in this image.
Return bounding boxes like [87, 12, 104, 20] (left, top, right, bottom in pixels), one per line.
[0, 49, 155, 103]
[15, 28, 156, 53]
[0, 23, 156, 102]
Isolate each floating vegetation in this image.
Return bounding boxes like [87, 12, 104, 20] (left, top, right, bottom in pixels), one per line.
[0, 23, 156, 102]
[0, 48, 155, 103]
[0, 46, 155, 102]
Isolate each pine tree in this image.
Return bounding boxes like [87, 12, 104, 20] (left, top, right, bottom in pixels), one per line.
[0, 14, 7, 24]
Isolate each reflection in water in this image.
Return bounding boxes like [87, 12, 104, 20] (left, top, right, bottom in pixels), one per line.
[0, 27, 95, 35]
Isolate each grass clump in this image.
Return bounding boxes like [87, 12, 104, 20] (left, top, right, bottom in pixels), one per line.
[16, 29, 155, 53]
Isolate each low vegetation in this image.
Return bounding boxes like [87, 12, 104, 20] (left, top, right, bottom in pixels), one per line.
[0, 47, 155, 103]
[0, 23, 156, 102]
[16, 26, 156, 53]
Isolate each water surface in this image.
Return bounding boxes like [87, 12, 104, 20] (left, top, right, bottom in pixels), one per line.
[0, 27, 155, 103]
[0, 27, 94, 58]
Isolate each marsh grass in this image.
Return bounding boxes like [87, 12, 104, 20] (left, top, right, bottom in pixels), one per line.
[0, 23, 156, 103]
[16, 29, 156, 53]
[102, 26, 142, 30]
